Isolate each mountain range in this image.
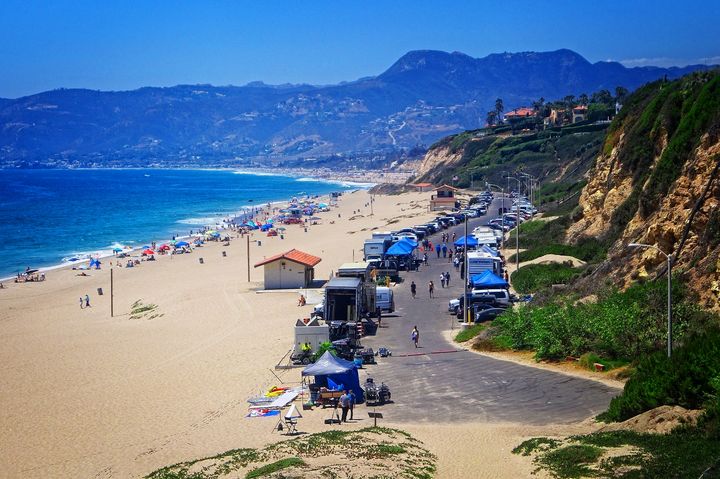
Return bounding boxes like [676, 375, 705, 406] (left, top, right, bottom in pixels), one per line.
[0, 49, 714, 168]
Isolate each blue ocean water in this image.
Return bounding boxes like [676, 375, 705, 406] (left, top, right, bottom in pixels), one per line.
[0, 169, 363, 278]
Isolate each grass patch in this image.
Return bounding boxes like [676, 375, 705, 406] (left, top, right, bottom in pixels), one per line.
[518, 429, 720, 479]
[538, 444, 603, 478]
[245, 457, 305, 478]
[510, 263, 582, 294]
[454, 323, 486, 343]
[577, 352, 629, 372]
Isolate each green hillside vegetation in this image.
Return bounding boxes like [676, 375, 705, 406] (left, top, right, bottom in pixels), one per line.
[510, 263, 582, 294]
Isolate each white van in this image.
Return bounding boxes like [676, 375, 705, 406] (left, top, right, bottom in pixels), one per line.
[470, 288, 511, 306]
[375, 286, 395, 313]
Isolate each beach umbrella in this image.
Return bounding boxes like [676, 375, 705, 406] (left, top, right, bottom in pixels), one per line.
[158, 244, 170, 251]
[175, 241, 189, 248]
[308, 216, 321, 221]
[112, 247, 123, 253]
[142, 249, 155, 255]
[285, 404, 302, 419]
[142, 245, 151, 249]
[276, 226, 287, 231]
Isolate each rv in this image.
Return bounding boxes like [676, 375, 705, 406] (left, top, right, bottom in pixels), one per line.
[375, 286, 395, 313]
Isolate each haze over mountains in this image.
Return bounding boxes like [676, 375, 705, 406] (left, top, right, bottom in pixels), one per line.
[0, 48, 714, 168]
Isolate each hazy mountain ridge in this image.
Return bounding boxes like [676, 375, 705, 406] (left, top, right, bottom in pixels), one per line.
[0, 49, 714, 168]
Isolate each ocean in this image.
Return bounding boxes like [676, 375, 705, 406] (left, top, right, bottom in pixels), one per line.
[0, 169, 366, 279]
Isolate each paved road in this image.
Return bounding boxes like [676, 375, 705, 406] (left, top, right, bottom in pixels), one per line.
[361, 199, 620, 425]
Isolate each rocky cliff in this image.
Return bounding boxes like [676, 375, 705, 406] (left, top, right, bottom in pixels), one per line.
[567, 71, 720, 310]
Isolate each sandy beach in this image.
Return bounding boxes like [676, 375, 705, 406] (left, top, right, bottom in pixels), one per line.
[0, 189, 594, 478]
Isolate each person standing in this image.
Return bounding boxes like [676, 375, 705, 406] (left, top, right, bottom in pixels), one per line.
[445, 271, 451, 287]
[348, 390, 356, 420]
[452, 232, 457, 242]
[410, 281, 417, 299]
[448, 249, 453, 263]
[435, 243, 441, 258]
[423, 253, 428, 266]
[339, 390, 350, 423]
[84, 294, 91, 308]
[428, 281, 434, 298]
[411, 326, 419, 348]
[79, 297, 84, 309]
[442, 243, 448, 258]
[440, 273, 446, 288]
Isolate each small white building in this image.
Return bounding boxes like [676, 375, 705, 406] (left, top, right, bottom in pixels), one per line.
[254, 249, 322, 289]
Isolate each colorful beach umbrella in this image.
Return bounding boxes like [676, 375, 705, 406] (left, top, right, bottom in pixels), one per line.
[175, 241, 189, 247]
[142, 249, 155, 255]
[112, 247, 123, 253]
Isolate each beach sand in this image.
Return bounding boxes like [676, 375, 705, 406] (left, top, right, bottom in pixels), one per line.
[0, 190, 585, 478]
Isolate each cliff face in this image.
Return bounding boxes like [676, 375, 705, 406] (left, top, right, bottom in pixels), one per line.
[568, 71, 720, 310]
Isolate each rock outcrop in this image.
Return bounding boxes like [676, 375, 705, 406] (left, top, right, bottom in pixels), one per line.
[567, 71, 720, 310]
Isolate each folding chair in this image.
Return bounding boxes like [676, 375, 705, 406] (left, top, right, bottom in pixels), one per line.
[284, 417, 298, 434]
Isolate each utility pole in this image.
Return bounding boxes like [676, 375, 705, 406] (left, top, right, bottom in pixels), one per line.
[110, 267, 114, 317]
[246, 235, 250, 282]
[463, 212, 469, 324]
[506, 176, 522, 271]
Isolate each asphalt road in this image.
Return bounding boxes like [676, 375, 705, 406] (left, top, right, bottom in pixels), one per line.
[361, 198, 620, 425]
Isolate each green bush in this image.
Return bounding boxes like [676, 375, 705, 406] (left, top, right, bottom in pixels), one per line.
[493, 279, 710, 361]
[601, 327, 720, 422]
[454, 323, 486, 343]
[510, 263, 581, 294]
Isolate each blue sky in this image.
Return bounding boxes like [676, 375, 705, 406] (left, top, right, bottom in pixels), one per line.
[1, 0, 718, 98]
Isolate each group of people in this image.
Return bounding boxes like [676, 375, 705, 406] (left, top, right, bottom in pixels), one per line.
[338, 389, 356, 422]
[439, 271, 451, 288]
[79, 294, 91, 309]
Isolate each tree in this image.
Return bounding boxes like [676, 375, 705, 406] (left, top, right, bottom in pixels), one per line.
[591, 89, 613, 105]
[486, 111, 497, 126]
[495, 98, 504, 121]
[579, 93, 589, 106]
[563, 95, 576, 109]
[615, 86, 629, 102]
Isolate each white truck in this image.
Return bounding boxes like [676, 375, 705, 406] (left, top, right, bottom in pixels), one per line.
[472, 226, 500, 247]
[466, 251, 503, 276]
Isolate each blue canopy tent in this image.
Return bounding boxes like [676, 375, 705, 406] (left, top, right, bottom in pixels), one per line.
[302, 351, 364, 403]
[470, 270, 509, 289]
[454, 235, 478, 248]
[386, 241, 414, 256]
[397, 237, 418, 249]
[480, 245, 499, 256]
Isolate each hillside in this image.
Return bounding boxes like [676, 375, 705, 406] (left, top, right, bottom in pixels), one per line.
[567, 70, 720, 310]
[0, 49, 714, 168]
[413, 120, 608, 200]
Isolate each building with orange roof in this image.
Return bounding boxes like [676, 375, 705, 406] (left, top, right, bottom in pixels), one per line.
[503, 107, 537, 120]
[430, 184, 460, 211]
[254, 248, 322, 289]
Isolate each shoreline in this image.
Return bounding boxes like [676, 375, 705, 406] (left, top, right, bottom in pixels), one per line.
[0, 170, 374, 281]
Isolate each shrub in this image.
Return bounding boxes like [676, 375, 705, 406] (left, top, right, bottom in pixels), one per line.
[600, 327, 720, 422]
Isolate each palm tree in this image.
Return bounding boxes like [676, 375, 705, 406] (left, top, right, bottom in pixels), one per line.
[495, 98, 504, 121]
[579, 93, 589, 106]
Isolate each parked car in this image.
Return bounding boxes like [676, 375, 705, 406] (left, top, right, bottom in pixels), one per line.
[470, 288, 511, 307]
[473, 307, 507, 322]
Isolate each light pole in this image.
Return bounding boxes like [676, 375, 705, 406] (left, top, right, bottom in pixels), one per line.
[628, 243, 673, 358]
[463, 211, 470, 324]
[506, 176, 522, 271]
[485, 182, 505, 250]
[520, 173, 536, 217]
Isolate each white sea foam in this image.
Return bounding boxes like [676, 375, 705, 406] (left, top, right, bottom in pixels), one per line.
[295, 177, 375, 188]
[232, 170, 284, 177]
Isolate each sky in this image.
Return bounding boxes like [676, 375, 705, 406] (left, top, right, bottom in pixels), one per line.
[1, 0, 719, 98]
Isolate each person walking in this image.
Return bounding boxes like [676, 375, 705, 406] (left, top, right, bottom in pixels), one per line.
[428, 281, 434, 298]
[442, 243, 448, 258]
[435, 243, 441, 258]
[84, 294, 91, 308]
[452, 232, 457, 242]
[410, 281, 417, 298]
[423, 253, 428, 266]
[411, 326, 419, 348]
[79, 297, 84, 309]
[440, 273, 446, 288]
[448, 249, 453, 263]
[445, 271, 451, 287]
[348, 390, 356, 420]
[339, 390, 350, 423]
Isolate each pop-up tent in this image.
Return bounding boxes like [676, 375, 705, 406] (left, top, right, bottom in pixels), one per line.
[454, 235, 479, 248]
[470, 270, 509, 289]
[397, 237, 418, 249]
[386, 240, 414, 256]
[302, 351, 364, 403]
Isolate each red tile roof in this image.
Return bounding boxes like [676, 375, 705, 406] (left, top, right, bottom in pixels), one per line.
[254, 249, 322, 268]
[505, 107, 536, 118]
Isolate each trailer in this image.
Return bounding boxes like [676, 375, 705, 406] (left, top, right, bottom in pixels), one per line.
[363, 238, 391, 261]
[466, 251, 503, 276]
[324, 276, 376, 323]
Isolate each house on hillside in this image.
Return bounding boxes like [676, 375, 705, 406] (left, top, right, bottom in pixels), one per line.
[430, 184, 460, 211]
[254, 249, 322, 289]
[545, 107, 566, 127]
[503, 107, 536, 121]
[572, 105, 588, 123]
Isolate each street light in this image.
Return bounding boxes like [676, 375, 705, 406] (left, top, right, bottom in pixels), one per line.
[506, 176, 522, 271]
[463, 210, 470, 324]
[628, 243, 673, 358]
